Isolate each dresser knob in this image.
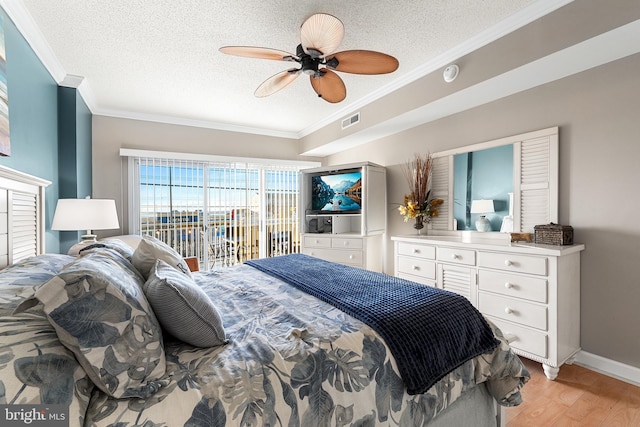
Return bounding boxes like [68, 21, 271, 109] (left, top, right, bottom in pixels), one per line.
[315, 240, 319, 244]
[505, 282, 513, 289]
[451, 254, 458, 260]
[505, 307, 514, 315]
[412, 265, 419, 270]
[504, 260, 513, 266]
[344, 241, 349, 246]
[413, 248, 420, 254]
[349, 254, 354, 260]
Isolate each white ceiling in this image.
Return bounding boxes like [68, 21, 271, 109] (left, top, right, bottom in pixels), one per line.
[3, 0, 579, 139]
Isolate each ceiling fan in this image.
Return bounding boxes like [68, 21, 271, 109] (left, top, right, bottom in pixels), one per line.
[219, 13, 399, 103]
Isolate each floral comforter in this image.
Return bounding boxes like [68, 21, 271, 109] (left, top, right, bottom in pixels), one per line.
[0, 254, 528, 427]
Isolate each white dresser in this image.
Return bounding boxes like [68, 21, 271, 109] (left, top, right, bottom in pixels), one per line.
[392, 235, 585, 380]
[302, 234, 383, 270]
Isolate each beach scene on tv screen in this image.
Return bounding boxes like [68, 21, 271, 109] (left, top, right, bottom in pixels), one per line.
[312, 172, 362, 212]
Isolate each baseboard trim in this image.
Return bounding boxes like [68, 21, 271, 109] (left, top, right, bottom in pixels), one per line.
[574, 351, 640, 387]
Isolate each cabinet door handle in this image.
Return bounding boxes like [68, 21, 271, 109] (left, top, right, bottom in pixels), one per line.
[504, 260, 513, 266]
[504, 307, 514, 315]
[505, 282, 513, 289]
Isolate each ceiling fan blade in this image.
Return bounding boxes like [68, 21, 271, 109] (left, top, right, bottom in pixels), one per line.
[325, 50, 399, 74]
[310, 69, 346, 103]
[300, 14, 344, 57]
[255, 69, 301, 97]
[219, 46, 298, 61]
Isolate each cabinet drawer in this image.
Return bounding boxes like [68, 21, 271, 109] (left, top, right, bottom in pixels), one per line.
[397, 242, 435, 260]
[332, 237, 363, 250]
[303, 248, 363, 266]
[487, 316, 548, 359]
[303, 236, 332, 248]
[479, 293, 547, 331]
[478, 270, 548, 303]
[477, 251, 547, 276]
[397, 256, 436, 280]
[398, 272, 436, 287]
[437, 246, 475, 266]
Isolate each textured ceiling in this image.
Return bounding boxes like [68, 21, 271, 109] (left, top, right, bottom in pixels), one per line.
[16, 0, 545, 137]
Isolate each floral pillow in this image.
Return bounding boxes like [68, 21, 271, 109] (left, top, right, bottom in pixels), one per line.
[14, 250, 166, 399]
[132, 235, 192, 280]
[0, 253, 74, 315]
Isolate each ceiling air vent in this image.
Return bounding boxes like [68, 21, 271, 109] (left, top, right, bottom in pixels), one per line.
[341, 112, 360, 130]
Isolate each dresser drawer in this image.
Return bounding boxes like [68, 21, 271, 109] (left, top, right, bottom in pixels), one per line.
[437, 246, 475, 266]
[397, 242, 436, 260]
[303, 235, 332, 248]
[397, 256, 436, 280]
[477, 251, 547, 275]
[478, 270, 548, 303]
[332, 237, 363, 250]
[479, 293, 547, 331]
[398, 272, 436, 287]
[487, 316, 548, 359]
[303, 247, 363, 266]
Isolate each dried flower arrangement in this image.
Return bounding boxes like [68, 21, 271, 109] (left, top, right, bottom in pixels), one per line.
[398, 153, 444, 230]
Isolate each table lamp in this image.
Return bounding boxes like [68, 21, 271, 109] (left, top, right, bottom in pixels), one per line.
[52, 198, 120, 254]
[470, 199, 494, 232]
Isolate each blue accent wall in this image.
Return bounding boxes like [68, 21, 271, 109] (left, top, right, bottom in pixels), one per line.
[0, 9, 92, 254]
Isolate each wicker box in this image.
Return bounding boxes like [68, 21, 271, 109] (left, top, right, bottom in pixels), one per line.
[534, 223, 574, 245]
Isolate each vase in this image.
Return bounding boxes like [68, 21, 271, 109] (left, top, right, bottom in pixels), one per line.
[413, 216, 424, 234]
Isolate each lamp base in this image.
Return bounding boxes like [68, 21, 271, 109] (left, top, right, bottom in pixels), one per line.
[475, 215, 491, 232]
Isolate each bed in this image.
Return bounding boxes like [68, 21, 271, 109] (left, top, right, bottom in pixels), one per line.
[0, 169, 528, 427]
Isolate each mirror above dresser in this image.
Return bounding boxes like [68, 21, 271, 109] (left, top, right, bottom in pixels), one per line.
[429, 127, 559, 236]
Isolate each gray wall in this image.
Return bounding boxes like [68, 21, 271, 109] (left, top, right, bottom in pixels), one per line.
[92, 116, 321, 235]
[325, 52, 640, 370]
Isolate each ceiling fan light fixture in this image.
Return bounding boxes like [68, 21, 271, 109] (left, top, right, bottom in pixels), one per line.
[443, 64, 459, 83]
[219, 13, 398, 103]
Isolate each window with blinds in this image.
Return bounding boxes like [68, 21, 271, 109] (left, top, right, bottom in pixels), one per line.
[128, 154, 311, 270]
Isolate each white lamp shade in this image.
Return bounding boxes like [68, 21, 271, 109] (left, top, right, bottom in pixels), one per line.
[470, 199, 495, 214]
[52, 199, 120, 231]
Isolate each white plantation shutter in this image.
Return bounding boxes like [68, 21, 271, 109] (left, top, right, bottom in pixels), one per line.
[430, 155, 450, 230]
[0, 166, 50, 268]
[10, 191, 38, 263]
[516, 132, 559, 233]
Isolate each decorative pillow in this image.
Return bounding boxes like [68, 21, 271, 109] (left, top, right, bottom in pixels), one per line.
[144, 259, 227, 347]
[0, 253, 75, 314]
[14, 250, 166, 399]
[101, 234, 143, 250]
[132, 235, 192, 280]
[79, 239, 135, 260]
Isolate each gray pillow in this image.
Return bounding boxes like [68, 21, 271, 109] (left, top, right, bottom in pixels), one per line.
[132, 235, 192, 280]
[144, 259, 227, 348]
[15, 251, 166, 399]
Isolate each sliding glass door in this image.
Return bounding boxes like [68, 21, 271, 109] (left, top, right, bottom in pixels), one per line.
[129, 156, 305, 270]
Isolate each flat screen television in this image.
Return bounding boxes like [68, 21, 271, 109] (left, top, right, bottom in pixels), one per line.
[311, 169, 362, 213]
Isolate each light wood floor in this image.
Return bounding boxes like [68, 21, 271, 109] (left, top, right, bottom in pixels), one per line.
[505, 358, 640, 426]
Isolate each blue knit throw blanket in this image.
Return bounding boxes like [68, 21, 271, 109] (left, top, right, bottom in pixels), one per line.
[245, 254, 499, 395]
